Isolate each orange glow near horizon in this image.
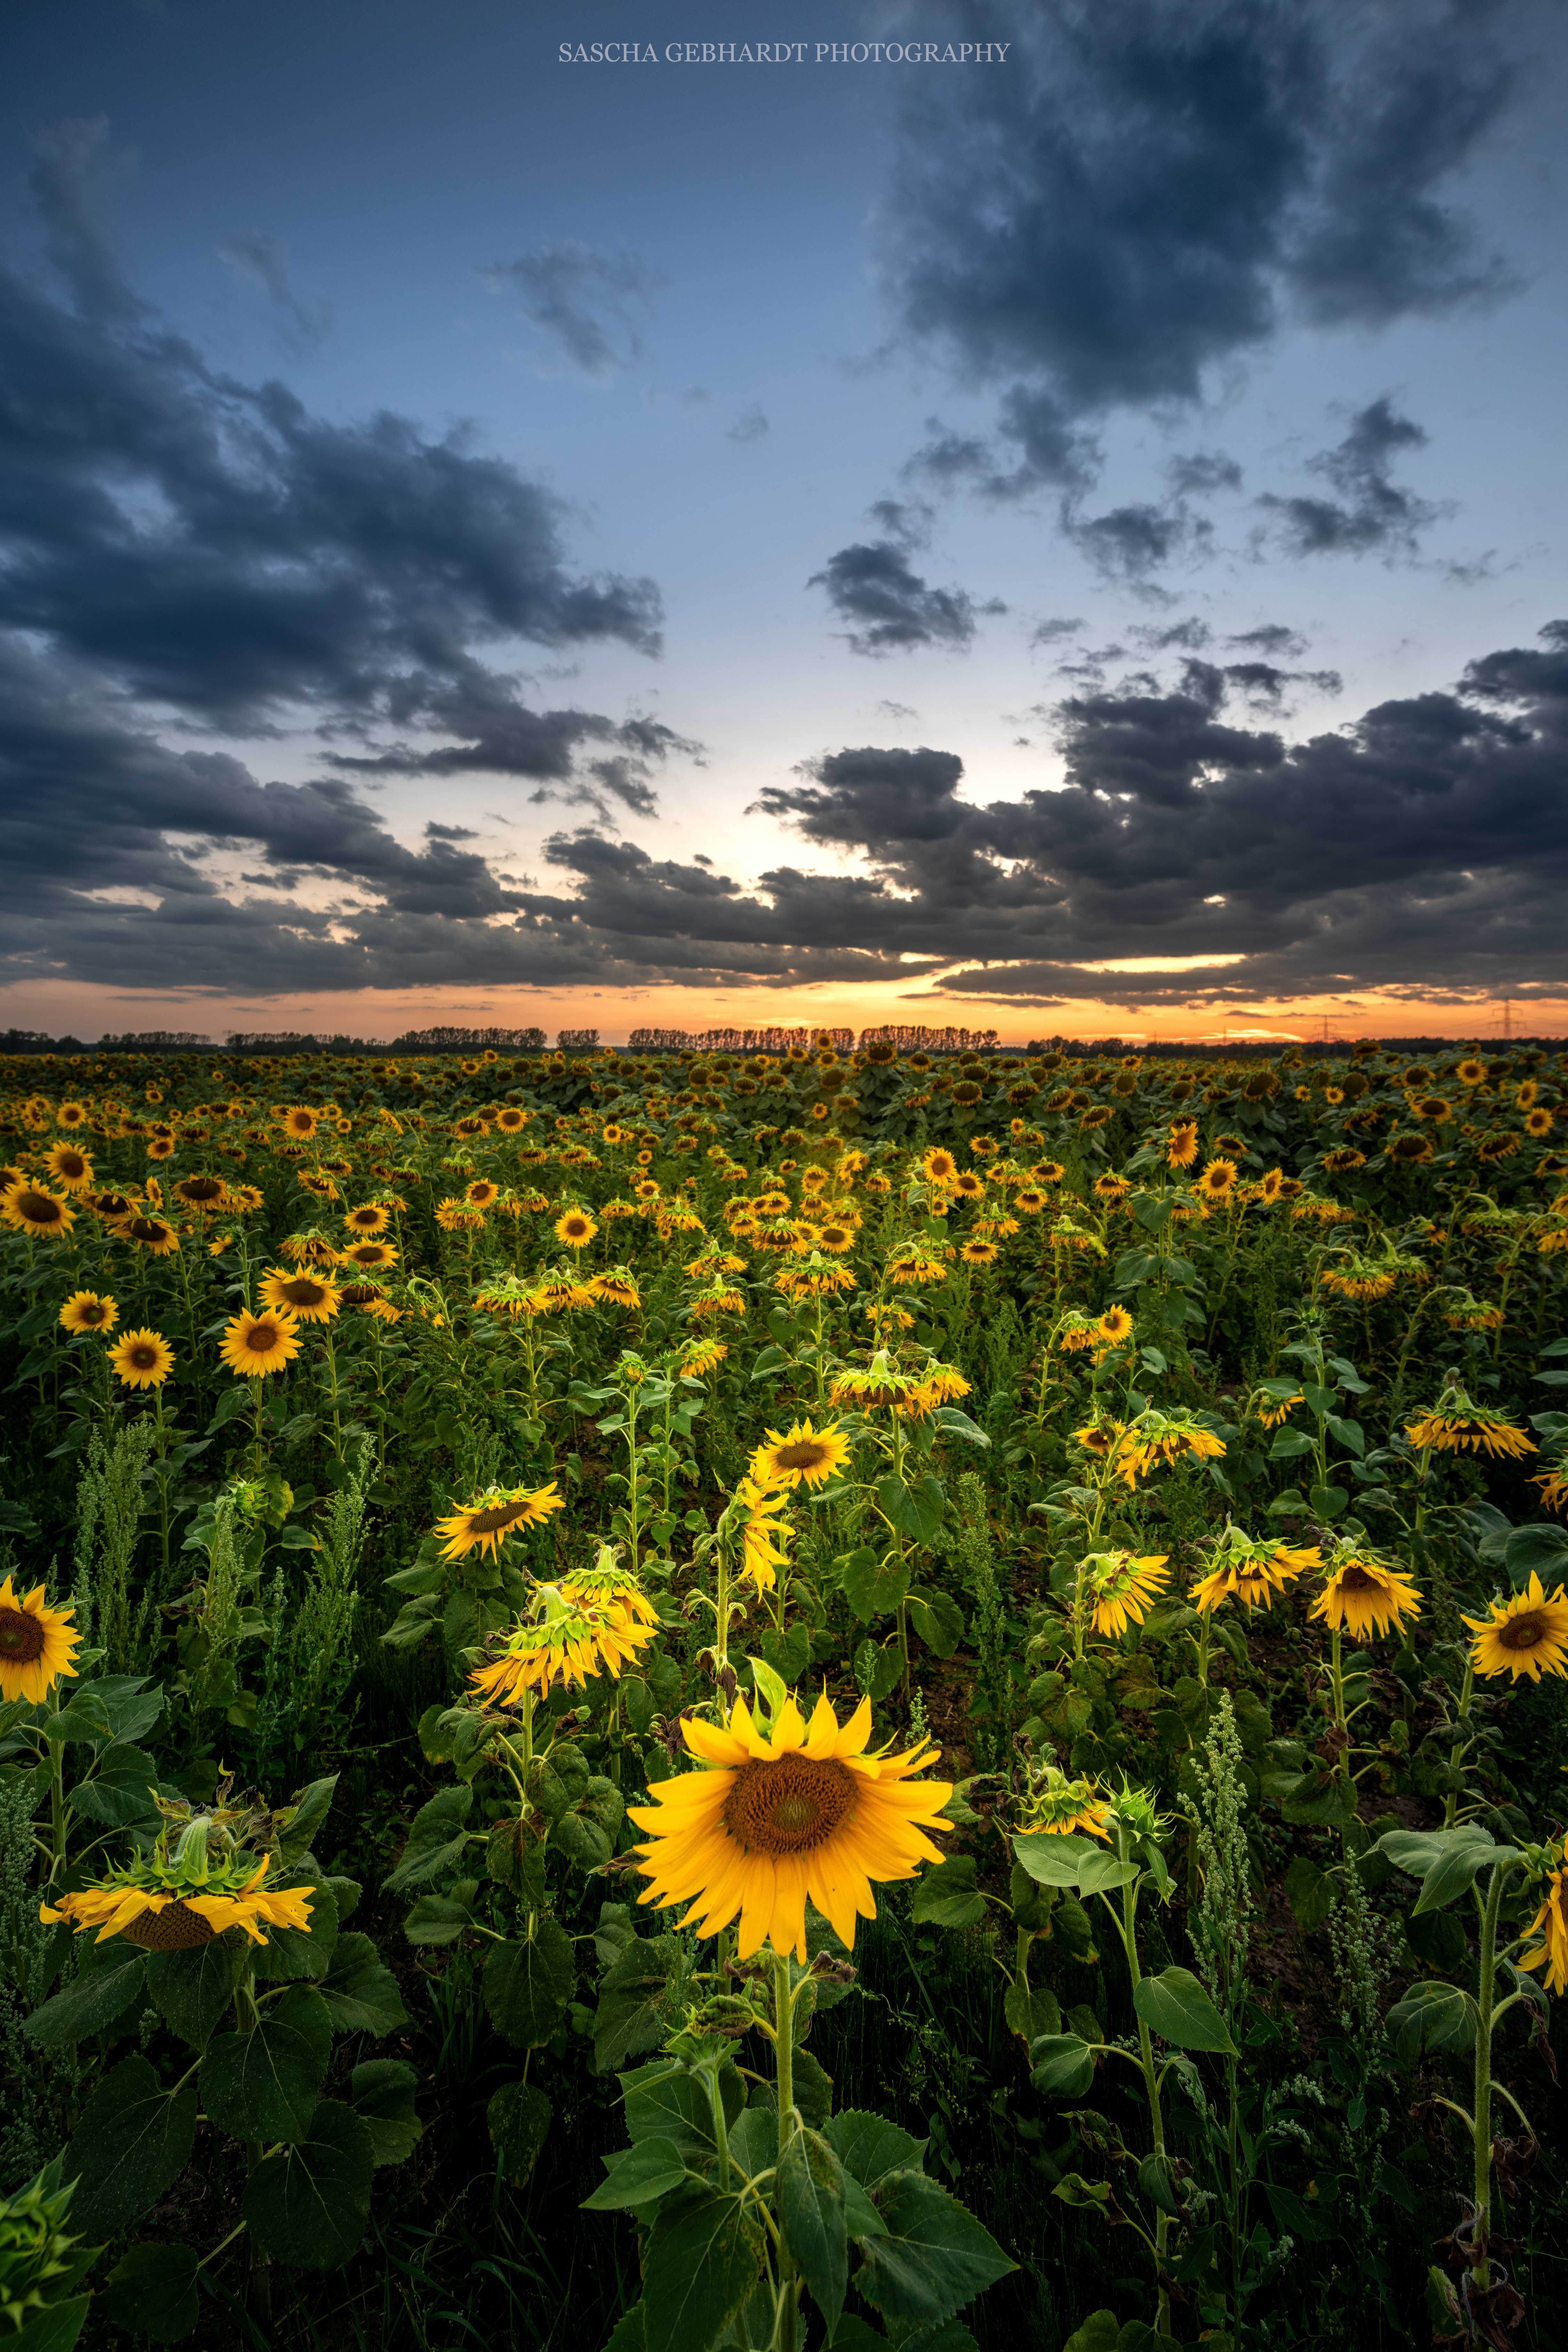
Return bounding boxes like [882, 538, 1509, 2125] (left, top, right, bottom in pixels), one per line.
[4, 975, 1564, 1048]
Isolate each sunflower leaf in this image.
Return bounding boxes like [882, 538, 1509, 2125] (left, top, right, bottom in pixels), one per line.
[822, 2109, 926, 2191]
[250, 1876, 338, 1982]
[199, 1983, 333, 2142]
[852, 2172, 1015, 2325]
[67, 1743, 162, 1828]
[488, 2079, 553, 2188]
[97, 2241, 202, 2345]
[483, 1917, 576, 2047]
[641, 2184, 767, 2352]
[383, 1784, 475, 1891]
[350, 2057, 424, 2167]
[582, 2135, 691, 2209]
[1131, 1967, 1237, 2055]
[145, 1935, 245, 2048]
[242, 2100, 375, 2270]
[779, 2127, 849, 2338]
[909, 1857, 987, 1930]
[63, 2055, 198, 2236]
[24, 1954, 146, 2049]
[319, 1931, 409, 2032]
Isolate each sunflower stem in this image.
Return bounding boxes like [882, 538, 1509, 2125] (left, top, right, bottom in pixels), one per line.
[1443, 1661, 1475, 1832]
[47, 1737, 66, 1881]
[1114, 1842, 1172, 2336]
[771, 1948, 800, 2352]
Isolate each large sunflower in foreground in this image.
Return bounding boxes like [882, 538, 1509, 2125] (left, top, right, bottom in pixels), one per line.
[0, 1575, 81, 1704]
[109, 1329, 175, 1390]
[1461, 1574, 1568, 1683]
[1308, 1554, 1422, 1640]
[749, 1418, 852, 1491]
[218, 1308, 303, 1378]
[1, 1184, 75, 1241]
[42, 1853, 313, 1951]
[630, 1691, 952, 1962]
[434, 1481, 565, 1562]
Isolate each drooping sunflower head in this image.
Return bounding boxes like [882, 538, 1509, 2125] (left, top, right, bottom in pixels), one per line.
[468, 1583, 652, 1707]
[434, 1481, 566, 1562]
[1518, 1863, 1568, 1998]
[218, 1308, 302, 1379]
[629, 1691, 951, 1962]
[112, 1212, 180, 1256]
[1404, 1401, 1536, 1459]
[40, 1818, 314, 1952]
[0, 1574, 81, 1704]
[109, 1328, 175, 1390]
[750, 1417, 852, 1491]
[1018, 1762, 1112, 1841]
[561, 1548, 660, 1633]
[1309, 1550, 1422, 1640]
[59, 1290, 119, 1336]
[1190, 1532, 1319, 1615]
[1461, 1573, 1568, 1683]
[259, 1268, 342, 1324]
[1084, 1550, 1170, 1638]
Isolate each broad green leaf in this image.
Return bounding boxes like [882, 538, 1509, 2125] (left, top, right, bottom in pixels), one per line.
[601, 2307, 645, 2352]
[1503, 1524, 1568, 1590]
[146, 1936, 243, 2048]
[200, 1983, 333, 2143]
[622, 2057, 746, 2158]
[1267, 1429, 1316, 1460]
[1010, 1832, 1101, 1889]
[749, 2046, 833, 2132]
[1376, 1825, 1491, 1878]
[401, 1890, 478, 1947]
[1132, 1966, 1237, 2055]
[907, 1587, 965, 1658]
[1029, 2034, 1096, 2097]
[319, 1932, 409, 2033]
[726, 2105, 779, 2180]
[67, 1743, 161, 1827]
[489, 2079, 553, 2186]
[9, 2298, 90, 2352]
[383, 1784, 474, 1892]
[582, 2135, 691, 2210]
[932, 1407, 990, 1449]
[823, 2108, 926, 2190]
[1052, 2172, 1113, 2213]
[243, 2100, 375, 2269]
[852, 2172, 1015, 2325]
[1061, 2316, 1121, 2352]
[641, 2185, 766, 2352]
[1002, 1983, 1059, 2044]
[24, 1955, 146, 2049]
[350, 2057, 424, 2167]
[779, 2128, 849, 2338]
[593, 1933, 690, 2074]
[64, 2055, 198, 2236]
[483, 1917, 576, 2047]
[909, 1857, 987, 1930]
[1283, 1857, 1334, 1933]
[1386, 1981, 1474, 2067]
[899, 2324, 980, 2352]
[876, 1472, 946, 1545]
[1136, 2150, 1185, 2218]
[97, 2241, 201, 2344]
[277, 1775, 339, 1865]
[1415, 1838, 1514, 1917]
[841, 1549, 911, 1623]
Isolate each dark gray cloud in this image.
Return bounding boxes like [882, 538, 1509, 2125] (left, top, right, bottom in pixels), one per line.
[217, 233, 333, 356]
[726, 405, 769, 445]
[478, 240, 664, 378]
[808, 540, 978, 655]
[1228, 622, 1306, 656]
[875, 0, 1519, 536]
[1255, 396, 1445, 557]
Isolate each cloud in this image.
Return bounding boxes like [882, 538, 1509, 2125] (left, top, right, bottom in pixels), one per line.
[808, 539, 978, 655]
[1255, 396, 1446, 557]
[1167, 449, 1243, 497]
[25, 117, 144, 323]
[479, 239, 664, 378]
[726, 405, 769, 444]
[1030, 617, 1084, 648]
[217, 232, 333, 356]
[876, 1, 1519, 501]
[1228, 622, 1307, 656]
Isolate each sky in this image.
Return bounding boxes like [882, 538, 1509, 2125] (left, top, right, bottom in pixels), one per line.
[2, 0, 1566, 1046]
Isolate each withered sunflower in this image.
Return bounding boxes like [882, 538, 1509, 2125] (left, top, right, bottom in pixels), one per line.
[0, 1573, 81, 1704]
[630, 1692, 951, 1961]
[110, 1329, 176, 1389]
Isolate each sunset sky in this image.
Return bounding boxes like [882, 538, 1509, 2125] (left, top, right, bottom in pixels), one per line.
[3, 0, 1566, 1045]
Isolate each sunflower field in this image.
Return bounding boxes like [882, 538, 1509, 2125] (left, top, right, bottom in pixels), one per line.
[2, 1032, 1567, 2352]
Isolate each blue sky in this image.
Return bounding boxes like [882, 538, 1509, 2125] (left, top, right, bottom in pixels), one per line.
[3, 0, 1566, 1042]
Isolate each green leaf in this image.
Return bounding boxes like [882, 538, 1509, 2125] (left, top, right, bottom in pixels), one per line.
[622, 2058, 746, 2159]
[68, 1743, 161, 1827]
[1136, 2150, 1185, 2218]
[852, 2172, 1015, 2325]
[899, 2324, 979, 2352]
[780, 2128, 849, 2338]
[401, 1890, 478, 1947]
[1061, 2316, 1121, 2352]
[1029, 2034, 1096, 2098]
[24, 1954, 146, 2049]
[877, 1472, 946, 1544]
[1052, 2172, 1112, 2213]
[823, 2109, 926, 2190]
[601, 2307, 646, 2352]
[1406, 1907, 1467, 1971]
[278, 1775, 339, 1865]
[593, 1934, 690, 2074]
[243, 2099, 375, 2269]
[319, 1932, 410, 2034]
[1010, 1833, 1136, 1895]
[488, 2079, 553, 2186]
[907, 1587, 965, 1658]
[1002, 1982, 1059, 2044]
[1283, 1856, 1335, 1933]
[384, 1784, 474, 1892]
[1386, 1981, 1474, 2066]
[146, 1936, 243, 2049]
[64, 2055, 198, 2236]
[200, 1983, 333, 2142]
[9, 2300, 90, 2352]
[841, 1548, 911, 1623]
[909, 1857, 987, 1930]
[1132, 1966, 1237, 2054]
[641, 2185, 766, 2352]
[749, 2046, 833, 2132]
[98, 2241, 201, 2344]
[350, 2057, 424, 2167]
[1503, 1523, 1568, 1590]
[1326, 1414, 1365, 1457]
[483, 1917, 576, 2047]
[582, 2136, 691, 2210]
[1268, 1428, 1316, 1460]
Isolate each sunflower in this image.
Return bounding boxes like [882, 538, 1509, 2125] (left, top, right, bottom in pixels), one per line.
[495, 1107, 531, 1133]
[218, 1309, 302, 1378]
[259, 1268, 342, 1323]
[554, 1208, 598, 1250]
[1018, 1764, 1112, 1841]
[1320, 1147, 1368, 1172]
[1309, 1554, 1421, 1640]
[56, 1101, 89, 1129]
[1084, 1551, 1170, 1637]
[907, 1362, 971, 1414]
[1166, 1120, 1200, 1170]
[343, 1202, 391, 1235]
[171, 1173, 227, 1212]
[1095, 1305, 1135, 1346]
[729, 1473, 791, 1591]
[750, 1418, 852, 1491]
[1404, 1405, 1535, 1459]
[280, 1107, 319, 1138]
[952, 1170, 986, 1201]
[466, 1179, 502, 1210]
[145, 1136, 176, 1162]
[281, 1230, 340, 1268]
[629, 1691, 951, 1962]
[1461, 1574, 1568, 1683]
[1535, 1467, 1568, 1513]
[1526, 1107, 1555, 1137]
[113, 1213, 180, 1256]
[109, 1329, 175, 1390]
[469, 1588, 652, 1706]
[44, 1144, 94, 1192]
[340, 1239, 399, 1272]
[919, 1146, 959, 1188]
[1190, 1537, 1319, 1616]
[561, 1554, 661, 1635]
[1456, 1059, 1487, 1085]
[1518, 1865, 1568, 1998]
[59, 1290, 118, 1336]
[0, 1575, 81, 1704]
[41, 1853, 313, 1952]
[434, 1197, 485, 1232]
[589, 1271, 641, 1309]
[1115, 1411, 1227, 1485]
[1, 1184, 75, 1240]
[680, 1336, 728, 1376]
[86, 1189, 135, 1221]
[1013, 1185, 1049, 1215]
[434, 1481, 565, 1562]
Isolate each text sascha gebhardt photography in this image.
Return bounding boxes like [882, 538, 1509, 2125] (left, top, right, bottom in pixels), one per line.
[3, 3, 1568, 2350]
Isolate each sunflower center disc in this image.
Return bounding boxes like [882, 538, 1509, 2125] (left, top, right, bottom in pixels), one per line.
[776, 1442, 828, 1472]
[123, 1900, 215, 1951]
[1499, 1613, 1545, 1651]
[1340, 1568, 1377, 1592]
[470, 1503, 527, 1534]
[130, 1348, 158, 1371]
[723, 1755, 856, 1856]
[0, 1606, 45, 1662]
